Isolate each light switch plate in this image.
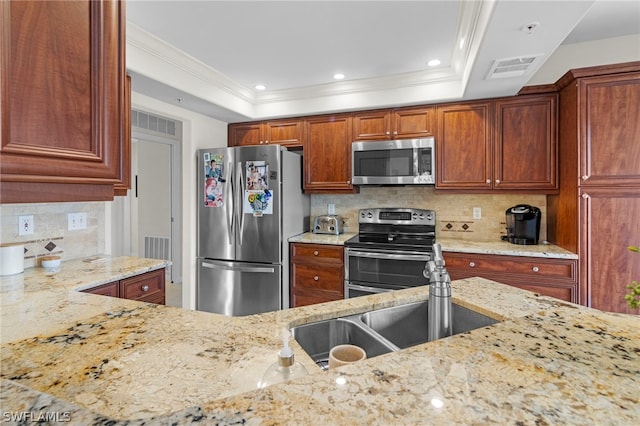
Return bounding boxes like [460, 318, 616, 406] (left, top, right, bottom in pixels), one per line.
[473, 207, 482, 220]
[18, 215, 34, 236]
[328, 203, 336, 215]
[68, 212, 87, 231]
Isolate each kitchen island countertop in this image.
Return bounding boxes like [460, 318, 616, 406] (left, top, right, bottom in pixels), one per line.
[1, 256, 637, 425]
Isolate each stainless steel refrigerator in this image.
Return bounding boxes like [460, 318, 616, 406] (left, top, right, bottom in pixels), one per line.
[196, 145, 309, 316]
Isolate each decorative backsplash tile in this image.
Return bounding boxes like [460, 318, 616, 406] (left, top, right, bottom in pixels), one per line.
[311, 186, 547, 242]
[0, 202, 105, 269]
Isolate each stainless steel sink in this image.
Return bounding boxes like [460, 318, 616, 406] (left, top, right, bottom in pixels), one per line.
[291, 302, 499, 369]
[360, 301, 498, 349]
[290, 317, 397, 370]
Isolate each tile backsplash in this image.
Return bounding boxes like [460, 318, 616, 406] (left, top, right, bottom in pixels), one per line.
[0, 202, 105, 269]
[311, 186, 547, 242]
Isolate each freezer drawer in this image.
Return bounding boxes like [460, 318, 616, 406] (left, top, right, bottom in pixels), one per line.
[197, 258, 281, 316]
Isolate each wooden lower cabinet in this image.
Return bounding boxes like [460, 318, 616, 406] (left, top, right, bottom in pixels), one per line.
[82, 268, 166, 305]
[290, 243, 344, 307]
[444, 252, 578, 303]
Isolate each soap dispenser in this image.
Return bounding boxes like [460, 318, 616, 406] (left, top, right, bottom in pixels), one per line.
[259, 329, 308, 388]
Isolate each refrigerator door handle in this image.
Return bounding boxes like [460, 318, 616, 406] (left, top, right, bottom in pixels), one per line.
[237, 161, 245, 244]
[225, 159, 234, 245]
[201, 260, 275, 274]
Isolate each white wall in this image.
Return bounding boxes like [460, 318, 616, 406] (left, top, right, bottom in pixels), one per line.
[109, 92, 227, 310]
[527, 34, 640, 85]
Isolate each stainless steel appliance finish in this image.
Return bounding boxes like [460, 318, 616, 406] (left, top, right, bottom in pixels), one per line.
[424, 243, 453, 342]
[351, 137, 435, 185]
[312, 215, 343, 235]
[197, 145, 309, 316]
[344, 208, 436, 298]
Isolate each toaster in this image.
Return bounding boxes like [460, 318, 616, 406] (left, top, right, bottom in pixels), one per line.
[312, 215, 343, 235]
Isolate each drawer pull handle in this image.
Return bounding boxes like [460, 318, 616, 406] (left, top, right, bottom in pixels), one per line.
[142, 285, 150, 292]
[532, 266, 539, 273]
[313, 250, 319, 256]
[469, 262, 476, 268]
[313, 275, 319, 281]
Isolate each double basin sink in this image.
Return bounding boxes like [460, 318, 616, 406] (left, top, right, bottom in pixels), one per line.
[291, 301, 498, 370]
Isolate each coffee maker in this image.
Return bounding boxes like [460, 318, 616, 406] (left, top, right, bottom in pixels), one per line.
[501, 204, 541, 245]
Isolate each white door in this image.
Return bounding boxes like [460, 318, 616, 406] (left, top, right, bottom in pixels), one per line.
[134, 139, 173, 278]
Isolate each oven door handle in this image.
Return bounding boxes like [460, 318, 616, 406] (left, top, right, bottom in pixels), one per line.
[347, 250, 432, 261]
[347, 283, 392, 294]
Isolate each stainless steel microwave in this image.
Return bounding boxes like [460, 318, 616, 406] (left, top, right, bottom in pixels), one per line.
[351, 137, 435, 185]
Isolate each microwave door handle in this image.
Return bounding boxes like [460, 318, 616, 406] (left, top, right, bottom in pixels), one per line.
[348, 250, 432, 262]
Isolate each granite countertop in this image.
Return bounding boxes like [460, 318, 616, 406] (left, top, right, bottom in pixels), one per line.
[289, 232, 578, 259]
[288, 231, 357, 245]
[1, 256, 638, 424]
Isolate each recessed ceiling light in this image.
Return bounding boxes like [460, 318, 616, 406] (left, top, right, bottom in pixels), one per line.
[427, 59, 441, 67]
[255, 84, 266, 91]
[333, 73, 345, 80]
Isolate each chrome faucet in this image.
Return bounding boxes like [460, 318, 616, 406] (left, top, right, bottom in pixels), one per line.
[424, 243, 452, 342]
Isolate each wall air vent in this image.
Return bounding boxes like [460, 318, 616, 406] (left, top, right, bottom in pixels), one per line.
[132, 109, 181, 140]
[486, 55, 541, 79]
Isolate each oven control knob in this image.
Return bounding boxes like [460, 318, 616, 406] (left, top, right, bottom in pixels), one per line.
[367, 212, 373, 218]
[426, 213, 433, 220]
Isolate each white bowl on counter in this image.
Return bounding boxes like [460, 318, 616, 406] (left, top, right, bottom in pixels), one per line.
[40, 256, 62, 274]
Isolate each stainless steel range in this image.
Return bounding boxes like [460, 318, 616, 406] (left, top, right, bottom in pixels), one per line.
[344, 208, 436, 298]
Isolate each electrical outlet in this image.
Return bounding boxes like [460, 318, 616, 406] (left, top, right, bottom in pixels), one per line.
[68, 212, 87, 231]
[328, 203, 336, 215]
[18, 215, 34, 236]
[472, 207, 482, 220]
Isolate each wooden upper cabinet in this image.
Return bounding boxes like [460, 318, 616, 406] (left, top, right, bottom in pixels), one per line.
[436, 95, 558, 192]
[352, 106, 435, 141]
[303, 114, 355, 193]
[228, 123, 262, 146]
[436, 101, 493, 189]
[228, 119, 303, 148]
[494, 94, 558, 191]
[578, 73, 640, 187]
[0, 0, 128, 203]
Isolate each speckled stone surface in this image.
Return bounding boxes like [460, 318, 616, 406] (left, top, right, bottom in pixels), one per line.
[288, 232, 357, 245]
[439, 237, 578, 259]
[1, 256, 638, 425]
[288, 232, 578, 259]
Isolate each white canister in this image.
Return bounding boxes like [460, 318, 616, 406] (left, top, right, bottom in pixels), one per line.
[0, 243, 25, 276]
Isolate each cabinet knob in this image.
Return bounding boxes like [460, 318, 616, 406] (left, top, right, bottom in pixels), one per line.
[469, 262, 476, 268]
[386, 131, 390, 135]
[582, 175, 588, 181]
[347, 180, 351, 184]
[486, 179, 491, 185]
[582, 193, 589, 199]
[495, 179, 501, 184]
[532, 266, 539, 273]
[313, 250, 319, 256]
[141, 285, 150, 292]
[393, 131, 398, 135]
[259, 141, 264, 144]
[313, 275, 319, 281]
[265, 140, 269, 144]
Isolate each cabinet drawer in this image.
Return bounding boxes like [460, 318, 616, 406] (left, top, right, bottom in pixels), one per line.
[292, 292, 342, 307]
[445, 253, 576, 281]
[292, 264, 343, 292]
[291, 243, 343, 262]
[82, 281, 119, 298]
[119, 269, 165, 302]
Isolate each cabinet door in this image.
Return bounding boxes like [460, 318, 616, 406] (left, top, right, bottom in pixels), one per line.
[579, 73, 640, 186]
[494, 95, 558, 191]
[436, 102, 493, 189]
[228, 123, 263, 146]
[82, 282, 119, 298]
[290, 243, 344, 308]
[264, 119, 303, 147]
[393, 106, 435, 138]
[303, 114, 354, 192]
[352, 110, 392, 141]
[0, 0, 125, 203]
[580, 187, 640, 314]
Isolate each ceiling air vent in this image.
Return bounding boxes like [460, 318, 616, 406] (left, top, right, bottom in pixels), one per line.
[486, 55, 540, 79]
[132, 109, 180, 138]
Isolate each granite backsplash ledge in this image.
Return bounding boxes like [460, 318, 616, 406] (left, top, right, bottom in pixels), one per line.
[311, 187, 548, 242]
